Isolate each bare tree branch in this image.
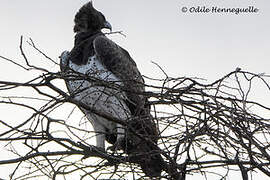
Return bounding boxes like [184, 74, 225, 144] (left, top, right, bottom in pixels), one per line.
[0, 38, 270, 179]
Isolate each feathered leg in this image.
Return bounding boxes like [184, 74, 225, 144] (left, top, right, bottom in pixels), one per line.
[116, 123, 125, 148]
[107, 123, 125, 151]
[89, 116, 106, 150]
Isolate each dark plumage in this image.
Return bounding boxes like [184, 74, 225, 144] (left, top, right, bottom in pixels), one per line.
[60, 2, 164, 177]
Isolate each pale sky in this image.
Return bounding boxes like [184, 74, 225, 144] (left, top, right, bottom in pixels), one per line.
[0, 0, 269, 179]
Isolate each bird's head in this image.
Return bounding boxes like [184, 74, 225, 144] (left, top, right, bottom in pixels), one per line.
[73, 1, 112, 34]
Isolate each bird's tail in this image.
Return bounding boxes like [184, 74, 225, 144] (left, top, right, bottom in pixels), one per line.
[130, 141, 164, 178]
[121, 113, 164, 178]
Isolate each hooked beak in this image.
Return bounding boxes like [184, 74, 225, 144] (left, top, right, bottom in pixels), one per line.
[103, 21, 112, 31]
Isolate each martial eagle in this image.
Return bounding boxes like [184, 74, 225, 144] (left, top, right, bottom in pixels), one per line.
[60, 2, 163, 177]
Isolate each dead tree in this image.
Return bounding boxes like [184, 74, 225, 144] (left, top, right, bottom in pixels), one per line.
[0, 37, 270, 179]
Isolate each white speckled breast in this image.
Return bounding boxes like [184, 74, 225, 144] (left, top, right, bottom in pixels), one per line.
[65, 54, 130, 131]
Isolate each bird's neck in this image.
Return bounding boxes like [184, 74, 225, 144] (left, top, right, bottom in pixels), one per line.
[69, 31, 104, 66]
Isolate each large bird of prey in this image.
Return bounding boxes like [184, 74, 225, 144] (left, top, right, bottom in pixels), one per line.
[60, 2, 164, 177]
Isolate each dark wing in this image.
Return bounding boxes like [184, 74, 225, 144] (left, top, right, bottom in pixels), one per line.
[93, 35, 145, 115]
[93, 36, 164, 177]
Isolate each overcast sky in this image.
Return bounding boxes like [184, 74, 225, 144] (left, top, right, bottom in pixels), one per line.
[0, 0, 269, 80]
[0, 0, 269, 179]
